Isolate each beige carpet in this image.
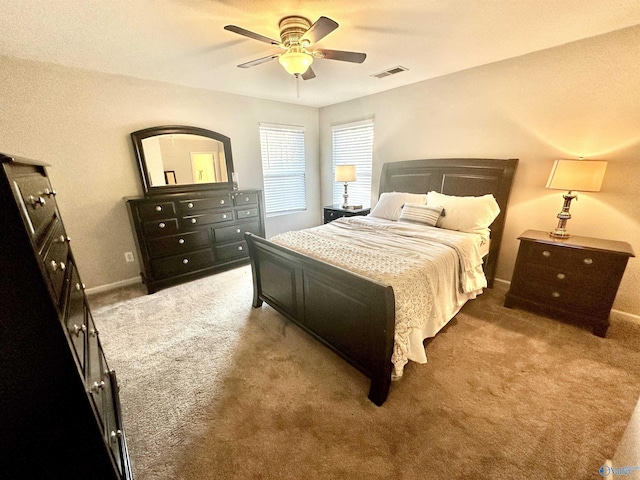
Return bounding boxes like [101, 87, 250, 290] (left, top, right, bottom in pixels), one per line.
[90, 266, 640, 480]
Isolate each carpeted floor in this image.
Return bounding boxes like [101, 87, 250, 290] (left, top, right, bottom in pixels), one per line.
[90, 266, 640, 480]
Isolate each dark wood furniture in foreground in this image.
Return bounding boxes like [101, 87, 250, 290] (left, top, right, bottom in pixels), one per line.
[323, 204, 371, 224]
[504, 230, 634, 337]
[0, 154, 132, 479]
[126, 189, 264, 293]
[246, 158, 518, 405]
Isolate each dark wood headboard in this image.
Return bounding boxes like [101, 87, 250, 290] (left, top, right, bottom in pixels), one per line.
[379, 158, 519, 287]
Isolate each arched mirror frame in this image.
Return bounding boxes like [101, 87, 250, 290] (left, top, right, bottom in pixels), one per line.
[131, 125, 235, 197]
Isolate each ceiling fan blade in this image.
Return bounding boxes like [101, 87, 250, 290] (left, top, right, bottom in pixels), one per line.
[237, 54, 280, 68]
[300, 16, 338, 45]
[224, 25, 282, 47]
[316, 49, 366, 63]
[301, 67, 316, 80]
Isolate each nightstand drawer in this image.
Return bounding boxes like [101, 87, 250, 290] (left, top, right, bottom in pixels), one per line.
[519, 241, 609, 273]
[513, 279, 609, 317]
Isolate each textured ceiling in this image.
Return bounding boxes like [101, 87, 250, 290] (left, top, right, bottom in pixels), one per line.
[1, 0, 640, 107]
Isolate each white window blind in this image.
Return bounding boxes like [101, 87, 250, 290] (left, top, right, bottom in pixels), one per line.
[260, 123, 307, 216]
[332, 119, 374, 206]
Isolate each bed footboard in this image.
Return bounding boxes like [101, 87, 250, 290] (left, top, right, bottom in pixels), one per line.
[245, 233, 395, 406]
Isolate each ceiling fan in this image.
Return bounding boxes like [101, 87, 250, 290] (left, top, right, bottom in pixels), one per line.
[224, 16, 366, 80]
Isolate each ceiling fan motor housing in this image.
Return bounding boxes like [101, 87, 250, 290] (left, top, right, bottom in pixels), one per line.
[279, 16, 311, 47]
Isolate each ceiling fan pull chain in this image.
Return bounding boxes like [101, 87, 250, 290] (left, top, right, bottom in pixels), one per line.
[296, 74, 300, 99]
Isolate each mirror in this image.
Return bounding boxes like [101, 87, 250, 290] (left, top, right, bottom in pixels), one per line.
[131, 125, 235, 196]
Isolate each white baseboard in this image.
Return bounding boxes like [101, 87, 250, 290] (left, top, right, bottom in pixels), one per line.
[493, 277, 640, 325]
[85, 277, 142, 295]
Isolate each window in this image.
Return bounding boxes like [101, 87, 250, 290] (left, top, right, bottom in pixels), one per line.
[332, 119, 374, 206]
[260, 123, 306, 216]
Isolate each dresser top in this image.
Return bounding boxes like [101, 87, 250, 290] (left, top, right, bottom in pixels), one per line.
[519, 230, 635, 257]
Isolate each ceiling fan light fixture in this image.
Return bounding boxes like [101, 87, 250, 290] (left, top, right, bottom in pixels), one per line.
[278, 47, 313, 75]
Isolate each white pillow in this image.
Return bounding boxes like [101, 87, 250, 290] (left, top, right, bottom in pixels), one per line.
[426, 191, 500, 234]
[369, 192, 428, 221]
[398, 203, 444, 227]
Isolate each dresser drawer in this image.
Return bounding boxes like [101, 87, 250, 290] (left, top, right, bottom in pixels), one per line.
[87, 313, 109, 432]
[65, 263, 87, 372]
[43, 220, 70, 305]
[235, 207, 258, 220]
[178, 194, 231, 213]
[13, 173, 57, 243]
[181, 210, 233, 228]
[215, 241, 248, 261]
[213, 221, 260, 244]
[138, 202, 176, 220]
[143, 218, 179, 237]
[519, 241, 610, 273]
[151, 248, 214, 279]
[233, 192, 258, 206]
[147, 229, 210, 259]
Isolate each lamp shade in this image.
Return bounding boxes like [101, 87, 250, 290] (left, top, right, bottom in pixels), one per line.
[335, 165, 356, 183]
[278, 48, 313, 75]
[546, 159, 607, 192]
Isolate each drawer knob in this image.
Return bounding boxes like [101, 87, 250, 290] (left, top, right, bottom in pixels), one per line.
[583, 258, 593, 265]
[178, 238, 185, 244]
[110, 430, 123, 443]
[182, 258, 189, 264]
[89, 328, 99, 337]
[542, 250, 551, 257]
[238, 245, 243, 251]
[220, 199, 225, 205]
[70, 324, 86, 336]
[159, 222, 166, 229]
[236, 228, 241, 234]
[330, 212, 334, 217]
[191, 218, 197, 224]
[244, 197, 250, 202]
[28, 195, 46, 207]
[155, 205, 162, 212]
[91, 381, 105, 393]
[50, 260, 66, 273]
[556, 273, 566, 280]
[44, 188, 57, 197]
[246, 211, 251, 215]
[222, 214, 227, 219]
[75, 282, 83, 291]
[551, 292, 560, 298]
[187, 202, 194, 208]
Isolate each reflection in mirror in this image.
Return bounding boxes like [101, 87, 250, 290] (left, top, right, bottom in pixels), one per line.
[142, 134, 228, 187]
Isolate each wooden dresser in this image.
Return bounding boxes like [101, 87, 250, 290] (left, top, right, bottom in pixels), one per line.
[126, 189, 264, 293]
[0, 154, 132, 479]
[505, 229, 634, 337]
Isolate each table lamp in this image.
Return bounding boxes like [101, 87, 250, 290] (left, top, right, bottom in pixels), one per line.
[545, 159, 607, 238]
[335, 164, 357, 208]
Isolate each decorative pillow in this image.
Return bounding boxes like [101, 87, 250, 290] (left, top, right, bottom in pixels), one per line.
[426, 191, 500, 234]
[369, 192, 428, 221]
[398, 203, 444, 227]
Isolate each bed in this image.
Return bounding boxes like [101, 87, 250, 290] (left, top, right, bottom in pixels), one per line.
[245, 158, 518, 405]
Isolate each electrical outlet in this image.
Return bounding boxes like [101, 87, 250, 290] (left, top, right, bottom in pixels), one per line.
[124, 252, 134, 263]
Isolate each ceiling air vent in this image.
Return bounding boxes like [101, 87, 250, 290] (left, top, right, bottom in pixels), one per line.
[372, 65, 408, 79]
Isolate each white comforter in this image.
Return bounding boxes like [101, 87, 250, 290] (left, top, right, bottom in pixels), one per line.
[271, 216, 487, 377]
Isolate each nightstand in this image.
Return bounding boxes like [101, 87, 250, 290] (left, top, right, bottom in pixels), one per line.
[504, 230, 634, 337]
[323, 205, 370, 224]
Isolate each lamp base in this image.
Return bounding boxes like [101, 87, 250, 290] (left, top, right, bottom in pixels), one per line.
[549, 229, 571, 239]
[549, 191, 576, 239]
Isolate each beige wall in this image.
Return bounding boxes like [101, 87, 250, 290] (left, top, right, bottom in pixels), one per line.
[0, 56, 320, 289]
[319, 26, 640, 316]
[1, 25, 638, 318]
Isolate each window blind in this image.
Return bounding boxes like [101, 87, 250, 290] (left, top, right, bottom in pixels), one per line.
[332, 119, 374, 206]
[260, 123, 307, 216]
